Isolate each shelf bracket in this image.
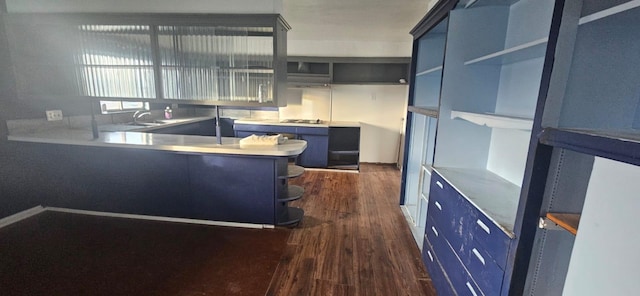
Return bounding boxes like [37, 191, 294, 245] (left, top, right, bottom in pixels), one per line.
[538, 217, 565, 231]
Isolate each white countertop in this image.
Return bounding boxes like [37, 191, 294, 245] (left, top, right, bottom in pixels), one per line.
[433, 167, 520, 238]
[8, 116, 307, 157]
[234, 119, 360, 128]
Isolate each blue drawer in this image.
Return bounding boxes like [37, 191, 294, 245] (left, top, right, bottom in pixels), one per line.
[459, 238, 504, 296]
[422, 235, 456, 296]
[432, 172, 512, 270]
[233, 124, 297, 134]
[427, 172, 460, 231]
[426, 218, 483, 296]
[466, 203, 511, 269]
[296, 126, 329, 135]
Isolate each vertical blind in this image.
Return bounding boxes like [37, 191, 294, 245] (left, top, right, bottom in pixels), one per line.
[75, 24, 273, 102]
[77, 25, 156, 98]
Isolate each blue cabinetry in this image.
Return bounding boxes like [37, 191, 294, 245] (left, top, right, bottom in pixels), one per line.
[234, 123, 329, 168]
[409, 0, 640, 295]
[427, 170, 509, 295]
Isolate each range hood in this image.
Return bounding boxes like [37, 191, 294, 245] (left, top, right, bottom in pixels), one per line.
[287, 61, 331, 88]
[287, 73, 331, 88]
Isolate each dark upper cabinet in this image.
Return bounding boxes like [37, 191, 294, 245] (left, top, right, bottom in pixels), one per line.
[286, 56, 410, 86]
[4, 13, 290, 107]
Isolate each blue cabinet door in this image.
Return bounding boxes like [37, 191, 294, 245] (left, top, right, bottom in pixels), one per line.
[297, 134, 328, 168]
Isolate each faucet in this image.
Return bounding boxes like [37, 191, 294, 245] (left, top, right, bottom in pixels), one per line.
[133, 110, 151, 123]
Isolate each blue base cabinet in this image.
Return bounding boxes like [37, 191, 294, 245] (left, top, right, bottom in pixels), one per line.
[427, 171, 510, 296]
[234, 123, 329, 168]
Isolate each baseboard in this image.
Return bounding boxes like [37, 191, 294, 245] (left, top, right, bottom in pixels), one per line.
[0, 205, 46, 229]
[45, 207, 274, 229]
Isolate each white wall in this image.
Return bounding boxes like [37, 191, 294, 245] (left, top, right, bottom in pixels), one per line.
[562, 157, 640, 295]
[280, 85, 408, 164]
[279, 88, 331, 121]
[288, 40, 412, 58]
[331, 85, 408, 163]
[6, 0, 282, 13]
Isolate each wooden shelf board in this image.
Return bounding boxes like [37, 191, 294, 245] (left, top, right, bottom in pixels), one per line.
[451, 110, 533, 130]
[546, 213, 580, 235]
[408, 106, 439, 118]
[579, 0, 640, 25]
[416, 66, 443, 77]
[464, 37, 548, 66]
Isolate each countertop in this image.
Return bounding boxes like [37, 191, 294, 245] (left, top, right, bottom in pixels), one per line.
[8, 117, 307, 157]
[234, 119, 361, 128]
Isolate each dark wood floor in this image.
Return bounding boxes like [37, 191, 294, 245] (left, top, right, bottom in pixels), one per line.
[267, 164, 436, 295]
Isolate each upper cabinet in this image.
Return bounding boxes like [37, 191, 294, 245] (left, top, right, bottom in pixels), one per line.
[410, 17, 448, 115]
[4, 14, 290, 107]
[286, 56, 410, 87]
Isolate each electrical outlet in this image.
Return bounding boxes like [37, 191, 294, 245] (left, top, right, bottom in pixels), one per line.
[46, 110, 63, 121]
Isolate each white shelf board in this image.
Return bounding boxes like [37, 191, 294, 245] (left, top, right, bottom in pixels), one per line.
[579, 0, 640, 25]
[433, 167, 520, 237]
[464, 37, 548, 66]
[451, 110, 533, 131]
[416, 66, 443, 77]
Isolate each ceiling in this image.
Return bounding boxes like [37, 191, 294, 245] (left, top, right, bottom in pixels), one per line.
[282, 0, 435, 56]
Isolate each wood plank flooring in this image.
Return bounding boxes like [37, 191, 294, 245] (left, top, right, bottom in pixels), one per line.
[267, 164, 436, 296]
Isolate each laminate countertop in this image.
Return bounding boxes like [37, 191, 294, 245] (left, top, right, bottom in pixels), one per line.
[8, 118, 307, 157]
[234, 119, 361, 128]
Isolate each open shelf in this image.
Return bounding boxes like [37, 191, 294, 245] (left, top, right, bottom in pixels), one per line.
[579, 0, 640, 25]
[279, 164, 304, 179]
[464, 38, 548, 66]
[451, 110, 533, 130]
[408, 106, 439, 118]
[416, 66, 443, 77]
[434, 167, 521, 237]
[277, 206, 304, 226]
[279, 185, 304, 202]
[546, 213, 580, 235]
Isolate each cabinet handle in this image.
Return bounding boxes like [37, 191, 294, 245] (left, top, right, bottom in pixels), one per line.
[436, 181, 443, 189]
[434, 201, 442, 211]
[476, 219, 491, 235]
[472, 248, 485, 266]
[431, 226, 439, 237]
[427, 250, 434, 262]
[466, 282, 478, 296]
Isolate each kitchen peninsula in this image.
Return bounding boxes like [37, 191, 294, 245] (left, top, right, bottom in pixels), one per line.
[234, 119, 361, 169]
[6, 119, 307, 227]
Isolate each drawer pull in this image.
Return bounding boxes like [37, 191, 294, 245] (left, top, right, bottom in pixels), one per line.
[436, 181, 443, 189]
[472, 248, 486, 265]
[427, 250, 434, 262]
[466, 282, 478, 296]
[477, 219, 491, 234]
[434, 201, 442, 211]
[431, 226, 439, 237]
